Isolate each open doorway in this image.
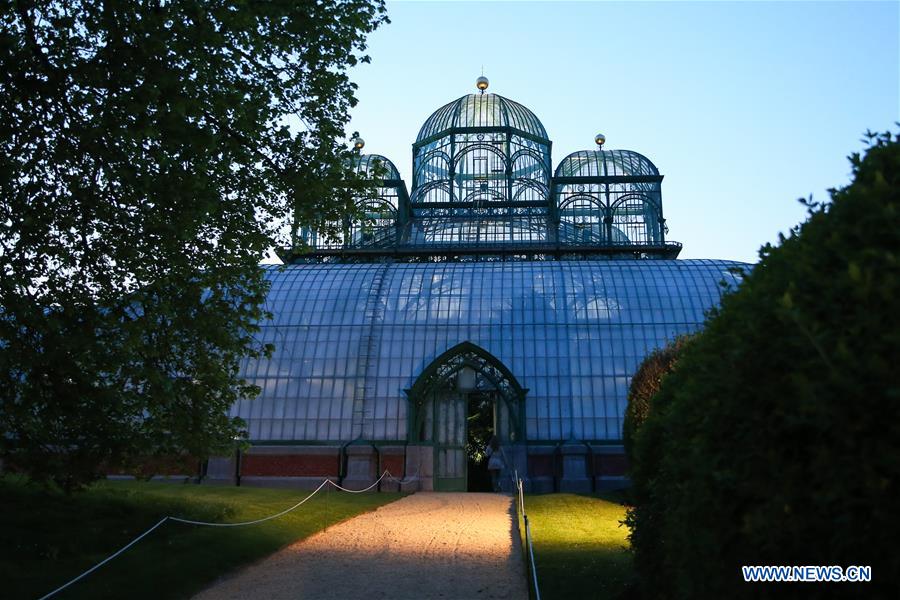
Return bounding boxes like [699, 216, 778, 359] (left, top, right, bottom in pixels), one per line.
[408, 342, 527, 492]
[466, 392, 494, 492]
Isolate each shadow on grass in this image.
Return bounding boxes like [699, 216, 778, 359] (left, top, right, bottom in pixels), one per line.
[535, 543, 633, 600]
[1, 476, 400, 600]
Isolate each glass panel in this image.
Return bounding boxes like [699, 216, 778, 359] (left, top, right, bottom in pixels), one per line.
[240, 260, 747, 444]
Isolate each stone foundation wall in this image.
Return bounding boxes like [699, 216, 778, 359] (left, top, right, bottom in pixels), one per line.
[203, 442, 629, 493]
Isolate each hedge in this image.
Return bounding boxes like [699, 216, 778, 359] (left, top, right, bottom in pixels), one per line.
[626, 131, 900, 599]
[622, 334, 693, 463]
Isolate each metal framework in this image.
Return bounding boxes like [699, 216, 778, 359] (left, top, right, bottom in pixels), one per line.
[297, 153, 409, 250]
[554, 149, 667, 246]
[405, 341, 527, 444]
[284, 91, 681, 262]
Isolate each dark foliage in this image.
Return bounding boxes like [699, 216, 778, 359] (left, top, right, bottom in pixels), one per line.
[0, 1, 387, 491]
[626, 130, 900, 598]
[622, 334, 693, 462]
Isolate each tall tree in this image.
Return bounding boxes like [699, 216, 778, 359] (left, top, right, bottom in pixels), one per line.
[0, 0, 387, 491]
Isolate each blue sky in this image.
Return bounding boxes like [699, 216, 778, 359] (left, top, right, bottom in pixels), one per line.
[344, 1, 899, 263]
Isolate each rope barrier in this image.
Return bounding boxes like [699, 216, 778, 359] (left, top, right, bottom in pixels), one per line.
[37, 518, 169, 600]
[322, 471, 388, 494]
[384, 465, 420, 485]
[525, 515, 541, 600]
[514, 473, 542, 600]
[37, 468, 419, 600]
[169, 479, 330, 527]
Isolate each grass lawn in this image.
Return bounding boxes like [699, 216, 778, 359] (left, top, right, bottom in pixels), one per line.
[524, 492, 634, 600]
[1, 476, 401, 600]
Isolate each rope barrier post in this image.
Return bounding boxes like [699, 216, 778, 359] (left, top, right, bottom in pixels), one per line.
[324, 478, 330, 532]
[234, 446, 242, 487]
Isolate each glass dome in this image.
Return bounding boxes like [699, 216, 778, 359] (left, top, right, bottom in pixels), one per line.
[410, 92, 552, 238]
[351, 153, 401, 180]
[288, 91, 681, 259]
[555, 149, 659, 178]
[297, 153, 407, 251]
[416, 93, 549, 143]
[553, 148, 665, 247]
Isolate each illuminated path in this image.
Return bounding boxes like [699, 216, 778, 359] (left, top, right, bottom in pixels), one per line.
[193, 492, 528, 600]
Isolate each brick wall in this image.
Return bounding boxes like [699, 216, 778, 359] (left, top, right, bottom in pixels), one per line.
[242, 453, 339, 477]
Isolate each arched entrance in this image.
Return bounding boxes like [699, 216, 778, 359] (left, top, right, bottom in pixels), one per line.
[406, 342, 527, 491]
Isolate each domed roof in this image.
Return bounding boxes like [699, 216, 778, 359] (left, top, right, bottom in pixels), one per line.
[555, 149, 659, 178]
[416, 93, 548, 144]
[351, 154, 401, 180]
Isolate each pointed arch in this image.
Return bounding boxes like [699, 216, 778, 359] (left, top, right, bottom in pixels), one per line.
[406, 341, 527, 442]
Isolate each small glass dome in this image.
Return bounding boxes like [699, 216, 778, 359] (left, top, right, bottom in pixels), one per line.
[352, 154, 401, 180]
[555, 149, 659, 178]
[553, 148, 665, 247]
[416, 93, 549, 143]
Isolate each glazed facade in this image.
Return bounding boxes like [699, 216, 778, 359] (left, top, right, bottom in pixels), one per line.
[214, 84, 748, 492]
[234, 260, 743, 443]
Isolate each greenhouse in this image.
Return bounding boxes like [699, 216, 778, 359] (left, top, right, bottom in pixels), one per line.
[210, 79, 748, 492]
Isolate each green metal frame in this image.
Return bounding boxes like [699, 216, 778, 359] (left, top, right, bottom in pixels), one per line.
[406, 341, 528, 440]
[405, 342, 528, 491]
[281, 240, 683, 263]
[288, 93, 682, 261]
[430, 390, 467, 492]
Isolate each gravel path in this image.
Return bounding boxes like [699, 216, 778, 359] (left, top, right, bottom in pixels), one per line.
[193, 492, 528, 600]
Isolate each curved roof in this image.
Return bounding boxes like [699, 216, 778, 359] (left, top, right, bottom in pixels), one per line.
[351, 154, 401, 180]
[555, 149, 659, 178]
[416, 93, 549, 143]
[234, 260, 749, 442]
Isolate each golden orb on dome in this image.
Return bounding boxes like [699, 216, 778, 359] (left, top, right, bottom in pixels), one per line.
[352, 137, 365, 151]
[475, 76, 489, 92]
[594, 133, 606, 148]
